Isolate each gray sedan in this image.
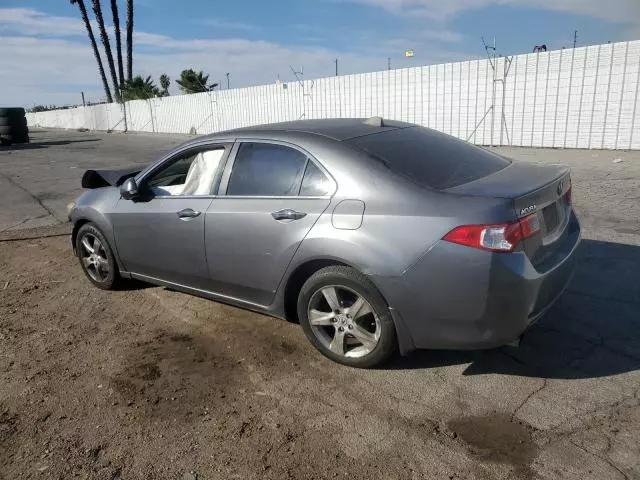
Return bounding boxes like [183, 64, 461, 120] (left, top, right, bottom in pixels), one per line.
[69, 118, 581, 367]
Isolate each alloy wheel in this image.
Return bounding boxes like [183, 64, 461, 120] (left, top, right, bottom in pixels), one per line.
[79, 233, 110, 282]
[307, 285, 381, 358]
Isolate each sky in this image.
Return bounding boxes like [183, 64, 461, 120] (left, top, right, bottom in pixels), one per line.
[1, 0, 639, 107]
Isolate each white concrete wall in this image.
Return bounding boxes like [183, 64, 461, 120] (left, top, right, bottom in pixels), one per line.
[27, 40, 640, 149]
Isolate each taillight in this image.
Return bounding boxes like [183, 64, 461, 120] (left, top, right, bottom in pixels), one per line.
[565, 186, 572, 204]
[443, 214, 540, 252]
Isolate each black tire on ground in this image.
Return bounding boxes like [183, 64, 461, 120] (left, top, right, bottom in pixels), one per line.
[75, 223, 120, 290]
[9, 134, 30, 144]
[0, 125, 28, 135]
[2, 132, 29, 144]
[0, 116, 28, 127]
[297, 265, 398, 368]
[0, 125, 29, 135]
[0, 107, 26, 117]
[0, 137, 12, 146]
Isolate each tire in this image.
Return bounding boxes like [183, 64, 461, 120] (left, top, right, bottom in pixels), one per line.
[0, 117, 27, 127]
[4, 133, 29, 144]
[297, 266, 397, 368]
[0, 107, 25, 117]
[75, 223, 120, 290]
[0, 125, 28, 135]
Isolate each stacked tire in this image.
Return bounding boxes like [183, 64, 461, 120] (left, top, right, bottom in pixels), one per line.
[0, 107, 29, 145]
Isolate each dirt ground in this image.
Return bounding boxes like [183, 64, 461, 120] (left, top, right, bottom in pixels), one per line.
[1, 130, 640, 479]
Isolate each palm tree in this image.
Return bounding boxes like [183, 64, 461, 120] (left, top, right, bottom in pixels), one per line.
[70, 0, 113, 103]
[110, 0, 125, 86]
[126, 0, 133, 81]
[159, 74, 170, 96]
[120, 75, 161, 100]
[176, 69, 219, 94]
[92, 0, 120, 102]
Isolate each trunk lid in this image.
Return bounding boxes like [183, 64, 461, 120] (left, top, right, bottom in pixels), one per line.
[447, 161, 572, 266]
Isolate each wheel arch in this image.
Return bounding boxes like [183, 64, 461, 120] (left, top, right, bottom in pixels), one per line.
[71, 218, 91, 255]
[70, 209, 126, 274]
[282, 258, 351, 324]
[281, 256, 416, 356]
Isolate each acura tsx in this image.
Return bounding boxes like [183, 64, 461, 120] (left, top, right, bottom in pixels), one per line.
[69, 118, 580, 367]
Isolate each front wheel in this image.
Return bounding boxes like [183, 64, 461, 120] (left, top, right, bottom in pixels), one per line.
[297, 266, 397, 368]
[75, 223, 120, 290]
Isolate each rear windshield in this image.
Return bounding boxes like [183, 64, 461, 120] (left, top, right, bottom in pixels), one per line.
[346, 127, 510, 190]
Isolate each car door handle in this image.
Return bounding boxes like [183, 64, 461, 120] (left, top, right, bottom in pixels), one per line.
[271, 209, 307, 221]
[177, 208, 201, 219]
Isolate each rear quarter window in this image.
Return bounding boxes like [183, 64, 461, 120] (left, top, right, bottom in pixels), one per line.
[346, 127, 510, 190]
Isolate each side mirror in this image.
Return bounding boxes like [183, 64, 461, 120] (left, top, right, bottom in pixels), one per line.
[120, 177, 139, 200]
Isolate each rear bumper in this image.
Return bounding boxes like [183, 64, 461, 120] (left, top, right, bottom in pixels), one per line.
[373, 211, 581, 352]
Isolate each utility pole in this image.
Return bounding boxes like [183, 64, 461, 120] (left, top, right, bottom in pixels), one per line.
[225, 73, 230, 89]
[387, 57, 391, 70]
[573, 30, 577, 49]
[81, 91, 86, 107]
[334, 58, 338, 76]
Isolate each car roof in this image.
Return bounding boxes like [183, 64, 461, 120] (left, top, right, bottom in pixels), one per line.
[216, 118, 413, 141]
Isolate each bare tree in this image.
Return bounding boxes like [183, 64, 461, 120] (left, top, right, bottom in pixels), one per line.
[126, 0, 134, 81]
[70, 0, 113, 102]
[110, 0, 125, 86]
[92, 0, 121, 101]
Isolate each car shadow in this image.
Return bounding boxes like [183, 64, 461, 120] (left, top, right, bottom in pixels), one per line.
[384, 239, 640, 380]
[0, 138, 101, 150]
[116, 278, 155, 291]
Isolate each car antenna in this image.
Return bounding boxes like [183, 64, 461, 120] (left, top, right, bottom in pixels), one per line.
[363, 116, 385, 127]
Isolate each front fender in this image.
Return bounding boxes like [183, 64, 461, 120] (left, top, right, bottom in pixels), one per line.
[69, 188, 125, 272]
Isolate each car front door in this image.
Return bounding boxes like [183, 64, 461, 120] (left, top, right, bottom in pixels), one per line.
[204, 140, 335, 306]
[112, 144, 230, 289]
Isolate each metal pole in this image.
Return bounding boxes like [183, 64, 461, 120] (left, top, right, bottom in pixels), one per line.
[628, 45, 640, 149]
[520, 54, 529, 146]
[615, 42, 630, 149]
[601, 43, 615, 148]
[335, 59, 338, 76]
[120, 87, 128, 133]
[552, 49, 564, 147]
[541, 51, 551, 147]
[387, 57, 391, 71]
[563, 45, 576, 148]
[531, 51, 540, 147]
[81, 92, 86, 107]
[490, 40, 496, 147]
[510, 55, 518, 146]
[474, 60, 479, 143]
[226, 73, 230, 89]
[588, 43, 602, 148]
[573, 30, 577, 49]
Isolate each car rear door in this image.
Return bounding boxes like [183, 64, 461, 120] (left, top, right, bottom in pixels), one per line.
[204, 140, 335, 306]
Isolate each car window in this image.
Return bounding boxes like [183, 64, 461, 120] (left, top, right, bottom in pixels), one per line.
[226, 143, 307, 196]
[346, 127, 510, 190]
[300, 161, 332, 196]
[145, 148, 225, 196]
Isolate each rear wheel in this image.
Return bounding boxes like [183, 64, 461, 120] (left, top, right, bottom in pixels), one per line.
[75, 223, 120, 290]
[297, 266, 397, 368]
